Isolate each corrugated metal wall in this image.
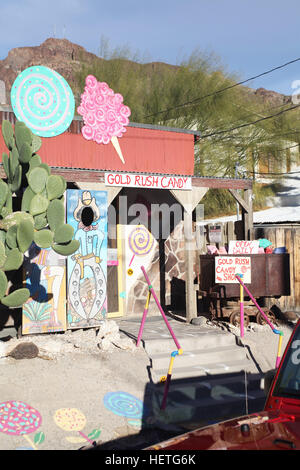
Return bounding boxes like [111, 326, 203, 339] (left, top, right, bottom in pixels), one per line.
[0, 110, 195, 175]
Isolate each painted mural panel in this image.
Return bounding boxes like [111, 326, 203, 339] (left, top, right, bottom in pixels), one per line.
[120, 224, 157, 314]
[66, 190, 108, 328]
[23, 244, 67, 335]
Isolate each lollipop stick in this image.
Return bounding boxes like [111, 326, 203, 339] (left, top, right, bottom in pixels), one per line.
[24, 434, 37, 450]
[129, 253, 135, 267]
[136, 290, 151, 347]
[78, 430, 94, 445]
[111, 136, 125, 164]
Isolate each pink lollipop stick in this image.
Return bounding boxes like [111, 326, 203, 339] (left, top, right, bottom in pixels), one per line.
[141, 266, 181, 350]
[235, 275, 276, 330]
[78, 431, 95, 445]
[136, 290, 151, 347]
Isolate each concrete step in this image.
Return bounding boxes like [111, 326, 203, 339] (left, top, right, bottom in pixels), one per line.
[150, 345, 247, 371]
[151, 358, 252, 383]
[146, 371, 266, 428]
[119, 317, 238, 356]
[143, 330, 238, 355]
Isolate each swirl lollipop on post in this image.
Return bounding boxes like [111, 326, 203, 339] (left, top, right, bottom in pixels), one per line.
[0, 400, 42, 450]
[11, 66, 75, 137]
[77, 75, 131, 164]
[128, 226, 154, 268]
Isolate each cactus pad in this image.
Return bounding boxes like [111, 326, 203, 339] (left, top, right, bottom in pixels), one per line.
[1, 120, 14, 150]
[2, 153, 10, 179]
[0, 212, 34, 231]
[34, 213, 48, 230]
[19, 142, 32, 164]
[54, 223, 74, 244]
[6, 225, 18, 249]
[0, 271, 8, 300]
[1, 288, 30, 307]
[31, 133, 42, 153]
[15, 123, 32, 151]
[0, 180, 8, 212]
[0, 241, 7, 268]
[2, 248, 23, 271]
[34, 229, 54, 248]
[28, 167, 49, 194]
[17, 219, 34, 253]
[52, 239, 79, 256]
[29, 194, 49, 216]
[46, 175, 65, 200]
[47, 199, 65, 231]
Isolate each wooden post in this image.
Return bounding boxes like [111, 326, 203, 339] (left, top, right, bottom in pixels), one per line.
[184, 209, 197, 323]
[228, 188, 253, 241]
[244, 189, 253, 240]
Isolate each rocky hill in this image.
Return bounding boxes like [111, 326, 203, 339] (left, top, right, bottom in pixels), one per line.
[0, 38, 99, 104]
[0, 38, 179, 106]
[0, 38, 291, 109]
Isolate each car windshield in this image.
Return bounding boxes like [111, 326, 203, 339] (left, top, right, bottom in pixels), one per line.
[273, 324, 300, 400]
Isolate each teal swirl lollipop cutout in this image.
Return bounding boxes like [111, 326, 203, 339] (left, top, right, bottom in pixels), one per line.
[11, 66, 75, 137]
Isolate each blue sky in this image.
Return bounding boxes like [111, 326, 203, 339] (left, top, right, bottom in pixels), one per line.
[1, 0, 300, 95]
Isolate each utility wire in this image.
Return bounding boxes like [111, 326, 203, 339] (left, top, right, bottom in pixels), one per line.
[248, 169, 300, 176]
[199, 103, 300, 139]
[144, 56, 300, 118]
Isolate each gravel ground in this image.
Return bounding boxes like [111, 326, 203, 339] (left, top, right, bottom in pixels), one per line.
[0, 314, 298, 450]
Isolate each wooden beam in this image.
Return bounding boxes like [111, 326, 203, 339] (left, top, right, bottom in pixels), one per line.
[192, 176, 252, 190]
[244, 188, 253, 240]
[170, 187, 208, 214]
[228, 188, 250, 213]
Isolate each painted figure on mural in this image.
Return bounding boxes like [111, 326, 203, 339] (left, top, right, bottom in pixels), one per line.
[68, 191, 107, 326]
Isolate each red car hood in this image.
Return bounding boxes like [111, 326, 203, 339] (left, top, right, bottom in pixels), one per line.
[146, 410, 300, 450]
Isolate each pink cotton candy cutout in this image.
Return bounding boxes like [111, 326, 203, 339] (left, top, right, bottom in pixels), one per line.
[77, 75, 131, 164]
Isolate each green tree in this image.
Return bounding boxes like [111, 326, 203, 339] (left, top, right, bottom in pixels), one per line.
[75, 39, 300, 216]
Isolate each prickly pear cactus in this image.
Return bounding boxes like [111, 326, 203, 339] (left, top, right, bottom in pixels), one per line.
[0, 120, 79, 308]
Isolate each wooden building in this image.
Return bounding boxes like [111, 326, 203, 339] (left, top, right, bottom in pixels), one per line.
[0, 106, 253, 334]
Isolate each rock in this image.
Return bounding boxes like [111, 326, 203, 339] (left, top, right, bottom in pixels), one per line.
[98, 337, 114, 352]
[111, 337, 136, 352]
[97, 320, 119, 339]
[190, 317, 207, 327]
[8, 342, 39, 359]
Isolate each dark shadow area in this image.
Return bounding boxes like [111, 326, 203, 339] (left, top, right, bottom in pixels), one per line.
[170, 277, 186, 312]
[269, 304, 298, 330]
[24, 262, 52, 303]
[80, 369, 268, 450]
[0, 304, 22, 336]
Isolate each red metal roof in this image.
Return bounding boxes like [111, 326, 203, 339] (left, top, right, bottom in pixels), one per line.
[0, 111, 196, 175]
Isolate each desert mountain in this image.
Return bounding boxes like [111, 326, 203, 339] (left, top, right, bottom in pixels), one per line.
[0, 38, 292, 109]
[0, 38, 178, 106]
